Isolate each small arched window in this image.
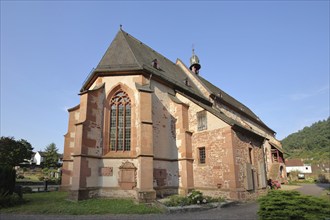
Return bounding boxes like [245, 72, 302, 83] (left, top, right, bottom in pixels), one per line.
[110, 91, 131, 151]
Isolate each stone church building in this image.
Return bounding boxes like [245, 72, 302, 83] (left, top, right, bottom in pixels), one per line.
[61, 28, 286, 202]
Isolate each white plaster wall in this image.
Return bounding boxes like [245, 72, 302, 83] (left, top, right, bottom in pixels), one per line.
[153, 160, 180, 187]
[98, 158, 138, 188]
[175, 93, 228, 132]
[286, 166, 312, 174]
[34, 152, 43, 165]
[86, 158, 101, 187]
[151, 81, 178, 159]
[207, 111, 228, 130]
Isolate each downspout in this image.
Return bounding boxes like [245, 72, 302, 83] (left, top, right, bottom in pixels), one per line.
[261, 138, 268, 186]
[148, 73, 153, 89]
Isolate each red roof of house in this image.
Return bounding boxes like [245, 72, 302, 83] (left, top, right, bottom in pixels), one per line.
[285, 158, 304, 166]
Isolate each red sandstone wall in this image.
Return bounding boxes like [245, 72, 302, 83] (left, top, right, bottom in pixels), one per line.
[232, 129, 267, 200]
[192, 127, 235, 190]
[61, 105, 80, 188]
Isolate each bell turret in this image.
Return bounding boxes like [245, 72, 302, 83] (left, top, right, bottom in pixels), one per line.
[189, 48, 201, 74]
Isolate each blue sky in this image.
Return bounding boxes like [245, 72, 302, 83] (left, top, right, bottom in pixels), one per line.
[1, 1, 329, 153]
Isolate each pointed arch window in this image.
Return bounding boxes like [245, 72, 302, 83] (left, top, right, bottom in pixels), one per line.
[110, 91, 131, 151]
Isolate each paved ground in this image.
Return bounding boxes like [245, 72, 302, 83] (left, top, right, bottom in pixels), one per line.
[2, 184, 328, 220]
[294, 183, 330, 197]
[0, 202, 259, 220]
[281, 183, 330, 197]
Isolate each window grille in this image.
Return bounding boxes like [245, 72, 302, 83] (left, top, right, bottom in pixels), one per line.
[199, 147, 206, 164]
[197, 111, 207, 131]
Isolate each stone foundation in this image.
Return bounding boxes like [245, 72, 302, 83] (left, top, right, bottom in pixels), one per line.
[67, 188, 99, 201]
[59, 185, 71, 192]
[137, 190, 156, 203]
[155, 186, 179, 198]
[99, 188, 137, 199]
[196, 187, 267, 201]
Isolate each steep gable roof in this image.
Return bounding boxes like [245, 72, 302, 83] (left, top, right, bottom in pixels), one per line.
[81, 29, 275, 137]
[96, 30, 141, 70]
[82, 30, 207, 103]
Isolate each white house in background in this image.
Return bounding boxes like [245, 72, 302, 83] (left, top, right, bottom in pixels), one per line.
[31, 151, 45, 165]
[286, 158, 312, 179]
[30, 152, 64, 166]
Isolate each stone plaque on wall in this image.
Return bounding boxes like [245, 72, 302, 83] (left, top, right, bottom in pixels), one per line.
[118, 161, 137, 190]
[154, 169, 167, 187]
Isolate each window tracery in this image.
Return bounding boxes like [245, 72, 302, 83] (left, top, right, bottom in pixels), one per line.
[110, 91, 131, 151]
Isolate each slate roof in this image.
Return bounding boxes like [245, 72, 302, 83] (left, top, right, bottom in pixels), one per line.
[83, 29, 207, 104]
[81, 29, 275, 136]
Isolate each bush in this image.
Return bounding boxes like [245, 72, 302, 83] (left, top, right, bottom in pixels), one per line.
[187, 190, 205, 204]
[317, 174, 329, 183]
[163, 195, 190, 207]
[205, 195, 225, 203]
[17, 174, 25, 179]
[163, 190, 223, 207]
[0, 166, 16, 197]
[258, 190, 330, 220]
[0, 193, 25, 208]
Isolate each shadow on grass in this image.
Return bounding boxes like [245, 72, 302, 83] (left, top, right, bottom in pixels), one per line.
[1, 191, 163, 215]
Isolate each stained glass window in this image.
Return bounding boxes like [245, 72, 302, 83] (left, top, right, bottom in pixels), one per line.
[110, 91, 131, 151]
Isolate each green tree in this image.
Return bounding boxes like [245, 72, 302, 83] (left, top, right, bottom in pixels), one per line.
[282, 117, 330, 164]
[0, 136, 33, 167]
[43, 143, 59, 168]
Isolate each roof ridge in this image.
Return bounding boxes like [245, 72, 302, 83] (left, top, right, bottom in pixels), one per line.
[119, 30, 143, 69]
[121, 29, 175, 65]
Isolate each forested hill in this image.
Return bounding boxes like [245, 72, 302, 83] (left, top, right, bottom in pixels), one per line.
[281, 117, 330, 164]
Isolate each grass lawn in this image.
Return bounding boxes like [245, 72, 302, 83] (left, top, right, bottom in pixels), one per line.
[20, 174, 41, 182]
[1, 191, 163, 215]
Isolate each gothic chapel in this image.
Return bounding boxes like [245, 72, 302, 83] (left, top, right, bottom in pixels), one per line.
[61, 28, 286, 202]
